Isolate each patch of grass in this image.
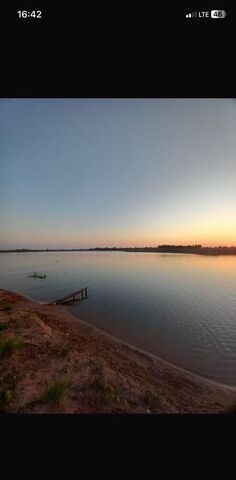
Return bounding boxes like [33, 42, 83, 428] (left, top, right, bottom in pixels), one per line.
[3, 370, 23, 387]
[94, 375, 107, 396]
[143, 391, 158, 410]
[0, 371, 22, 412]
[92, 359, 105, 376]
[56, 343, 74, 357]
[0, 323, 8, 334]
[109, 385, 121, 402]
[0, 386, 13, 411]
[41, 380, 68, 403]
[0, 303, 13, 312]
[94, 374, 121, 403]
[0, 339, 24, 359]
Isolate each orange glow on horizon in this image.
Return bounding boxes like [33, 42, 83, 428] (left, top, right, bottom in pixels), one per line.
[1, 214, 236, 250]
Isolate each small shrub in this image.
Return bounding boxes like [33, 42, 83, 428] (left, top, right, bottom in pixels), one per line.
[109, 385, 121, 402]
[0, 303, 13, 312]
[0, 323, 8, 333]
[0, 339, 24, 359]
[3, 370, 23, 387]
[0, 387, 13, 411]
[94, 375, 107, 396]
[143, 391, 158, 410]
[92, 359, 105, 377]
[57, 343, 74, 357]
[41, 380, 67, 403]
[94, 374, 120, 403]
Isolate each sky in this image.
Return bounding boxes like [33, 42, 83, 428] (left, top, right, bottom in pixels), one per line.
[0, 99, 236, 249]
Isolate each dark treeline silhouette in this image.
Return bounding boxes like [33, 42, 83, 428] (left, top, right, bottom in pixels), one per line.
[1, 245, 236, 255]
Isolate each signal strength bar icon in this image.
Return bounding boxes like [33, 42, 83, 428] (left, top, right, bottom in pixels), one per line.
[186, 11, 197, 18]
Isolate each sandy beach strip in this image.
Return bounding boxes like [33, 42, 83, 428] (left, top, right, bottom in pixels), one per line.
[0, 288, 235, 413]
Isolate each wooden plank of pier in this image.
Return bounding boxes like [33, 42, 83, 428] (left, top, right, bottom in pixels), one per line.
[50, 287, 88, 305]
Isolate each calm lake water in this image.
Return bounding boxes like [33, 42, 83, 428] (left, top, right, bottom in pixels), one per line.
[1, 251, 236, 386]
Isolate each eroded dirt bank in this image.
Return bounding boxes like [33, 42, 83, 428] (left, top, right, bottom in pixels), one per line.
[0, 289, 235, 413]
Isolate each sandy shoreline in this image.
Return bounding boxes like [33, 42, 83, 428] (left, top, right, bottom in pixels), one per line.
[71, 313, 236, 393]
[19, 289, 236, 393]
[1, 288, 236, 413]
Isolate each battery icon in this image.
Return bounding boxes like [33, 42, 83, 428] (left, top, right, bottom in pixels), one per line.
[211, 10, 226, 18]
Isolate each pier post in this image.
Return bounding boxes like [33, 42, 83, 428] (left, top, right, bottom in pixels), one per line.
[51, 286, 89, 305]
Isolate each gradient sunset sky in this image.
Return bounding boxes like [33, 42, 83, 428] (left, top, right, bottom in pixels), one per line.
[0, 99, 235, 249]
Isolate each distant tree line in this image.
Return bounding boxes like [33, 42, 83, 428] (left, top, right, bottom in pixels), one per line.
[1, 245, 236, 255]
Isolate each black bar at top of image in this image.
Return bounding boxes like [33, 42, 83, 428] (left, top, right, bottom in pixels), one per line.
[0, 5, 234, 99]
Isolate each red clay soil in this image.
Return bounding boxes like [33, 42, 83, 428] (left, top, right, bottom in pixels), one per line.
[0, 289, 235, 414]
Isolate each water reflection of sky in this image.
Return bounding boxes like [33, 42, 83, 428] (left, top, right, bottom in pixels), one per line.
[1, 251, 236, 385]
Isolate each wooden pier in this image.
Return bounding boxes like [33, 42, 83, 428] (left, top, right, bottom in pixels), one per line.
[50, 287, 88, 305]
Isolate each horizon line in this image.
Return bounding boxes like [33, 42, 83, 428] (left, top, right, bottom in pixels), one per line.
[1, 244, 236, 251]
